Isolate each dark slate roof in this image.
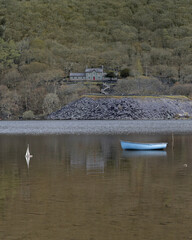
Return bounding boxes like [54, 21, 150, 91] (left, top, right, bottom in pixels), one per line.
[85, 68, 103, 73]
[70, 73, 85, 77]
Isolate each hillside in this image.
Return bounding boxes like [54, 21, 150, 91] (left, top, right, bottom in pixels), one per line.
[0, 0, 192, 119]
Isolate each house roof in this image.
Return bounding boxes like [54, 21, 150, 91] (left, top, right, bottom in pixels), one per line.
[70, 73, 85, 77]
[85, 68, 103, 73]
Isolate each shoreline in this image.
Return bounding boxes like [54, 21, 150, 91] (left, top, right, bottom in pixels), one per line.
[0, 120, 192, 135]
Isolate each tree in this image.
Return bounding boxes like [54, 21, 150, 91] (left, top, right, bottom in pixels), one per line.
[0, 16, 6, 38]
[0, 39, 20, 71]
[0, 90, 21, 119]
[2, 68, 23, 88]
[171, 84, 192, 97]
[114, 77, 167, 96]
[120, 68, 130, 78]
[105, 71, 116, 78]
[42, 93, 60, 115]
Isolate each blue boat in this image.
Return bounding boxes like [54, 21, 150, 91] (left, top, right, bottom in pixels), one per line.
[120, 140, 167, 150]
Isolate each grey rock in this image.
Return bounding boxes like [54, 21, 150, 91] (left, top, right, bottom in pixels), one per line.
[47, 97, 192, 120]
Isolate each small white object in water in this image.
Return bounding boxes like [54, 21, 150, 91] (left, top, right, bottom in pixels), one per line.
[183, 164, 188, 167]
[25, 144, 33, 168]
[25, 144, 33, 158]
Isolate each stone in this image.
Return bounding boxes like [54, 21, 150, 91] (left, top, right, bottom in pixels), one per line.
[47, 97, 192, 120]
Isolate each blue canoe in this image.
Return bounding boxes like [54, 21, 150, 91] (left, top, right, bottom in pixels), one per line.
[120, 140, 167, 150]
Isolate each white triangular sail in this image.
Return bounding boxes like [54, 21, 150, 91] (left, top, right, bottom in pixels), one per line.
[25, 144, 33, 168]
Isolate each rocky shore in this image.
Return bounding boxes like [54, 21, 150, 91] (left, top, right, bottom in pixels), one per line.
[47, 96, 192, 120]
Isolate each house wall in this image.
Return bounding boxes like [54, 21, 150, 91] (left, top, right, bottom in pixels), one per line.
[70, 68, 104, 81]
[86, 71, 103, 80]
[70, 76, 86, 80]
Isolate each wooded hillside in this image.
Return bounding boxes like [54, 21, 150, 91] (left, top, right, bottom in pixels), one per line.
[0, 0, 192, 119]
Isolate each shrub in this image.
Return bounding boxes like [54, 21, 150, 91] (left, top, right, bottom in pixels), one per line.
[152, 65, 178, 79]
[42, 93, 60, 115]
[57, 83, 98, 106]
[105, 71, 116, 78]
[23, 110, 34, 120]
[114, 77, 168, 95]
[180, 66, 192, 83]
[120, 68, 130, 78]
[0, 90, 21, 119]
[19, 62, 48, 75]
[171, 84, 192, 96]
[2, 69, 23, 88]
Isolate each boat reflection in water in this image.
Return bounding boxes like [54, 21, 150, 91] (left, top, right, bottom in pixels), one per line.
[122, 150, 167, 158]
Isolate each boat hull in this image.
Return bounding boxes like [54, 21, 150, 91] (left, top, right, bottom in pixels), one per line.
[120, 141, 167, 150]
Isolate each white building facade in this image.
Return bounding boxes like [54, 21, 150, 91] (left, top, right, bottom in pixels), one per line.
[70, 67, 104, 81]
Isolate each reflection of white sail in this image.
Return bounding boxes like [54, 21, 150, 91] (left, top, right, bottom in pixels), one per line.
[25, 144, 33, 168]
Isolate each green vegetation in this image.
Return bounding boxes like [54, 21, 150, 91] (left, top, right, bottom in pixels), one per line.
[0, 0, 192, 119]
[114, 77, 169, 96]
[22, 110, 34, 120]
[120, 68, 130, 78]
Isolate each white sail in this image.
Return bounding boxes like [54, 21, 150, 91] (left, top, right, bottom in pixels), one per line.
[25, 144, 33, 158]
[25, 144, 33, 168]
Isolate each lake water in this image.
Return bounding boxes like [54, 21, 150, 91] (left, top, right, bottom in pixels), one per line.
[0, 120, 192, 240]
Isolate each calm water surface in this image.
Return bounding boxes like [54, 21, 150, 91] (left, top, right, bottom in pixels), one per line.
[0, 121, 192, 240]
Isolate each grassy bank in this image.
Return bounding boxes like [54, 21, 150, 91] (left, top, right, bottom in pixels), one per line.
[81, 95, 190, 101]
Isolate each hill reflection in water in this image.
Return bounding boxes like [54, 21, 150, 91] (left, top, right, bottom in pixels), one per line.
[0, 133, 192, 240]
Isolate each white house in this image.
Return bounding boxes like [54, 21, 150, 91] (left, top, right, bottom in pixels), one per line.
[70, 67, 104, 81]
